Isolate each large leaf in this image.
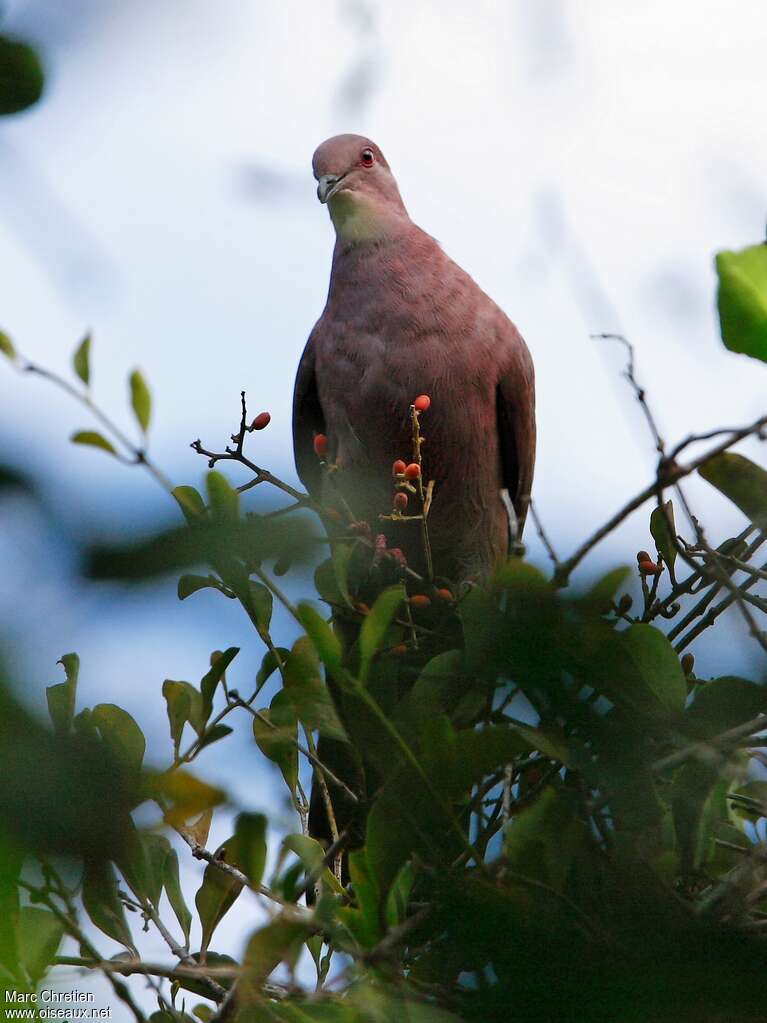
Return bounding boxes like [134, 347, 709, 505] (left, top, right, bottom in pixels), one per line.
[684, 677, 767, 739]
[283, 637, 346, 739]
[15, 907, 64, 984]
[716, 242, 767, 363]
[82, 860, 137, 953]
[92, 704, 146, 775]
[698, 452, 767, 531]
[194, 837, 245, 957]
[594, 624, 687, 722]
[239, 918, 313, 1002]
[505, 786, 585, 893]
[298, 603, 343, 674]
[233, 813, 268, 889]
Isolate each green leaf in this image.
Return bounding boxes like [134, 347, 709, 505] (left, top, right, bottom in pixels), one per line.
[92, 704, 145, 774]
[699, 452, 767, 531]
[684, 677, 767, 739]
[597, 624, 687, 722]
[82, 860, 137, 953]
[206, 471, 239, 524]
[200, 647, 239, 722]
[671, 762, 726, 873]
[72, 332, 91, 386]
[650, 500, 677, 569]
[234, 813, 268, 888]
[253, 691, 298, 793]
[248, 581, 274, 640]
[505, 786, 584, 893]
[164, 848, 193, 945]
[195, 724, 234, 752]
[298, 603, 343, 674]
[178, 574, 232, 601]
[581, 566, 632, 613]
[154, 770, 225, 829]
[0, 36, 44, 115]
[71, 430, 117, 456]
[716, 242, 767, 363]
[129, 368, 151, 433]
[163, 679, 204, 751]
[359, 585, 405, 682]
[172, 485, 206, 523]
[139, 833, 171, 908]
[256, 647, 290, 689]
[0, 329, 17, 360]
[240, 918, 312, 1002]
[46, 652, 79, 736]
[194, 838, 245, 956]
[15, 907, 65, 984]
[283, 637, 346, 739]
[332, 544, 355, 607]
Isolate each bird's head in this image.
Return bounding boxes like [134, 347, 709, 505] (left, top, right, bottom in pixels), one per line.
[312, 134, 408, 242]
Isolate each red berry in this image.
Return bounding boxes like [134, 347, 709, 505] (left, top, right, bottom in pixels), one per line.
[394, 492, 408, 512]
[636, 550, 652, 563]
[434, 587, 453, 603]
[414, 394, 431, 412]
[388, 547, 408, 569]
[392, 459, 407, 476]
[391, 644, 408, 656]
[251, 411, 271, 431]
[638, 559, 662, 576]
[404, 463, 421, 480]
[313, 434, 328, 458]
[409, 594, 431, 609]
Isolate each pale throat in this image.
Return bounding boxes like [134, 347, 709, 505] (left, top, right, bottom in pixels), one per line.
[328, 190, 401, 243]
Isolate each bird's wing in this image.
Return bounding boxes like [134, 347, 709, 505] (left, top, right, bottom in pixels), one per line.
[292, 334, 326, 498]
[496, 337, 536, 539]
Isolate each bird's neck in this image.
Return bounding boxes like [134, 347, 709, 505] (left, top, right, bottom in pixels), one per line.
[328, 191, 410, 246]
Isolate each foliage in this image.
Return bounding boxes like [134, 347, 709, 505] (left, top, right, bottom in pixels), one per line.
[0, 237, 766, 1023]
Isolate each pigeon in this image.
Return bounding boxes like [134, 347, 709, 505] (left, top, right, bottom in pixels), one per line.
[293, 134, 536, 584]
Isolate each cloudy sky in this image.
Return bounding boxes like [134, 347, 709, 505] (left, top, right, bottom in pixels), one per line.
[1, 0, 766, 1012]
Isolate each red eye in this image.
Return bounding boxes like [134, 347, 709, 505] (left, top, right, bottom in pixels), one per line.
[361, 148, 375, 167]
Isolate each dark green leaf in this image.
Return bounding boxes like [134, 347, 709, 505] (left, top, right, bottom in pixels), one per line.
[240, 918, 312, 1002]
[283, 637, 346, 739]
[195, 724, 233, 752]
[15, 907, 64, 984]
[359, 586, 405, 681]
[46, 652, 79, 736]
[256, 647, 289, 689]
[71, 430, 117, 456]
[92, 703, 145, 774]
[716, 242, 767, 363]
[73, 333, 91, 386]
[194, 838, 245, 956]
[332, 543, 355, 607]
[200, 647, 239, 722]
[163, 679, 204, 751]
[164, 848, 192, 945]
[596, 624, 687, 721]
[253, 690, 298, 793]
[505, 786, 584, 893]
[650, 500, 677, 569]
[0, 36, 44, 115]
[671, 762, 726, 873]
[248, 581, 273, 639]
[298, 603, 343, 674]
[234, 813, 268, 888]
[178, 574, 232, 601]
[699, 452, 767, 531]
[82, 860, 136, 953]
[129, 368, 151, 433]
[581, 566, 633, 613]
[684, 677, 767, 739]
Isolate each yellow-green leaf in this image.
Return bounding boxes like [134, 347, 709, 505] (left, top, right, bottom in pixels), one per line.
[699, 452, 767, 531]
[73, 332, 91, 386]
[71, 430, 117, 456]
[129, 368, 151, 433]
[0, 330, 16, 361]
[716, 242, 767, 363]
[359, 586, 405, 682]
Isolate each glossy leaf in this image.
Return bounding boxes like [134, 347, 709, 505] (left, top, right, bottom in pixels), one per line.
[716, 242, 767, 363]
[71, 430, 117, 456]
[699, 452, 767, 531]
[72, 333, 91, 386]
[129, 368, 151, 433]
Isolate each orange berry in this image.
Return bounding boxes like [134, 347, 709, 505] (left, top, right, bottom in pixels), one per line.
[414, 394, 431, 412]
[636, 550, 652, 563]
[394, 492, 408, 512]
[251, 411, 271, 431]
[681, 653, 695, 676]
[392, 459, 407, 476]
[313, 434, 328, 458]
[434, 587, 453, 603]
[404, 463, 421, 480]
[391, 644, 408, 656]
[638, 559, 661, 576]
[409, 594, 431, 609]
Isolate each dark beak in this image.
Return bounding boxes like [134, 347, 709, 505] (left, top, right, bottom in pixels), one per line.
[317, 174, 343, 204]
